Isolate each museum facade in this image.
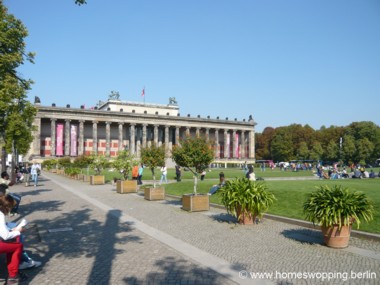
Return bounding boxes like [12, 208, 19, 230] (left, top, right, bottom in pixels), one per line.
[28, 98, 256, 164]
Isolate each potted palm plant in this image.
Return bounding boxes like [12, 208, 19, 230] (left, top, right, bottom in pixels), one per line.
[219, 178, 276, 225]
[303, 184, 374, 248]
[140, 145, 166, 200]
[112, 150, 138, 193]
[88, 153, 108, 185]
[171, 136, 215, 212]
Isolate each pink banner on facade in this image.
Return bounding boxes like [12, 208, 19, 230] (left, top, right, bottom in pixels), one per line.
[70, 125, 78, 156]
[56, 123, 64, 156]
[235, 133, 239, 158]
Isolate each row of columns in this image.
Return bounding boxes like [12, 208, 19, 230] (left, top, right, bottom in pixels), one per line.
[45, 119, 254, 159]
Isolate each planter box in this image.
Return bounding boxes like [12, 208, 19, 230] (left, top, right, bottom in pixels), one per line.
[182, 194, 209, 212]
[77, 174, 85, 181]
[90, 175, 105, 185]
[116, 180, 137, 194]
[50, 169, 57, 173]
[83, 175, 90, 182]
[144, 187, 165, 201]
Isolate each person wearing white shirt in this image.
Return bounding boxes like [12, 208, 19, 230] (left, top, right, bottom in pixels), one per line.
[0, 195, 27, 284]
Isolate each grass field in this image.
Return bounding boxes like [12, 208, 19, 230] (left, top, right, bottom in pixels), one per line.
[81, 166, 380, 234]
[159, 171, 380, 234]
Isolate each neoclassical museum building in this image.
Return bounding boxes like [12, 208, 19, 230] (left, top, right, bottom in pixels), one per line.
[28, 96, 256, 165]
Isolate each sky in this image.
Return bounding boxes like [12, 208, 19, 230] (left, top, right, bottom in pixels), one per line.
[4, 0, 380, 132]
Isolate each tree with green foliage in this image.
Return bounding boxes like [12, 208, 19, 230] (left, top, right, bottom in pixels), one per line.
[88, 153, 108, 175]
[140, 145, 166, 186]
[0, 2, 37, 172]
[309, 141, 324, 162]
[341, 135, 356, 165]
[270, 128, 294, 162]
[112, 150, 137, 180]
[171, 136, 214, 194]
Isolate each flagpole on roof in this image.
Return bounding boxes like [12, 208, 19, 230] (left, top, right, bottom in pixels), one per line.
[141, 86, 145, 104]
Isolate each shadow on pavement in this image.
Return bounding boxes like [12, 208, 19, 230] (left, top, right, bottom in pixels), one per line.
[281, 228, 324, 245]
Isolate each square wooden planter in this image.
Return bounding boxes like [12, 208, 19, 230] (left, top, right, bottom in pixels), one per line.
[116, 180, 137, 194]
[144, 187, 165, 201]
[83, 175, 90, 182]
[76, 174, 85, 181]
[182, 194, 209, 212]
[90, 175, 105, 185]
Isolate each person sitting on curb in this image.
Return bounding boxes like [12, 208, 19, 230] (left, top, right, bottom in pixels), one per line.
[208, 172, 226, 195]
[0, 195, 28, 284]
[246, 165, 256, 181]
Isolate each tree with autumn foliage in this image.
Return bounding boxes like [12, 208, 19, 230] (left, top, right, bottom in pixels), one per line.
[171, 136, 214, 194]
[140, 145, 166, 186]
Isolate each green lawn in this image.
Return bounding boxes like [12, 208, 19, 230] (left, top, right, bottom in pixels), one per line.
[81, 166, 380, 234]
[162, 178, 380, 234]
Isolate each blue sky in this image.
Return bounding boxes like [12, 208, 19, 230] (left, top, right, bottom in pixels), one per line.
[4, 0, 380, 132]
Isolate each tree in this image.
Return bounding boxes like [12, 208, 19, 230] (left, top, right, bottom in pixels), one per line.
[355, 138, 374, 165]
[341, 135, 356, 165]
[270, 128, 293, 161]
[325, 140, 339, 162]
[112, 150, 137, 180]
[140, 145, 166, 186]
[171, 136, 214, 194]
[88, 153, 108, 175]
[309, 142, 324, 162]
[0, 3, 37, 172]
[297, 141, 309, 160]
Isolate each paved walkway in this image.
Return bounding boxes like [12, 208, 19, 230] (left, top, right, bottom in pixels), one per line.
[2, 172, 379, 285]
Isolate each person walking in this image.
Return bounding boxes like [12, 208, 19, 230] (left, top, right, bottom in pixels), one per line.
[137, 164, 144, 185]
[160, 164, 168, 184]
[175, 165, 181, 182]
[30, 162, 40, 187]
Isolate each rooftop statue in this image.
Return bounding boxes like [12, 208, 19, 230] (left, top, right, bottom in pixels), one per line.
[109, 91, 120, 100]
[169, 97, 178, 105]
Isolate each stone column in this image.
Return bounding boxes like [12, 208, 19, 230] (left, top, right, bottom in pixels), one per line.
[105, 122, 111, 157]
[28, 117, 41, 158]
[65, 119, 71, 156]
[165, 126, 169, 152]
[232, 130, 237, 158]
[186, 127, 190, 136]
[50, 119, 56, 156]
[78, 120, 84, 156]
[248, 130, 255, 159]
[175, 126, 180, 145]
[142, 124, 147, 148]
[224, 129, 229, 159]
[118, 123, 123, 151]
[92, 121, 98, 154]
[130, 124, 136, 154]
[195, 127, 200, 137]
[205, 128, 210, 142]
[153, 125, 158, 146]
[214, 129, 219, 158]
[241, 131, 246, 159]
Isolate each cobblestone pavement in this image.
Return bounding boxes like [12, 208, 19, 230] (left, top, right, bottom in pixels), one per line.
[3, 172, 379, 285]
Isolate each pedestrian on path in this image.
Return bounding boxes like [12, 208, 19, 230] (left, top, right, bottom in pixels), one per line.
[30, 162, 40, 187]
[160, 164, 168, 184]
[137, 164, 144, 185]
